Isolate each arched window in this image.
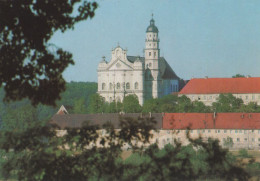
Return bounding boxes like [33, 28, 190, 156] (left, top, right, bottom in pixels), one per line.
[102, 83, 106, 90]
[126, 82, 130, 89]
[116, 82, 120, 89]
[135, 82, 139, 89]
[109, 83, 113, 90]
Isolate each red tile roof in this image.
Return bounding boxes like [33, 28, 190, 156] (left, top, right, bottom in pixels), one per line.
[179, 77, 260, 94]
[163, 113, 260, 130]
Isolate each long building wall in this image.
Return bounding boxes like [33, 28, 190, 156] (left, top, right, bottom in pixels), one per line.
[185, 93, 260, 106]
[51, 112, 260, 150]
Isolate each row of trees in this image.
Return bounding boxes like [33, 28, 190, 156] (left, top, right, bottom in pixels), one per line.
[0, 115, 249, 180]
[87, 93, 260, 113]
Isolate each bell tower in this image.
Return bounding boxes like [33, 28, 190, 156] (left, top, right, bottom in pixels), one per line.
[144, 14, 160, 98]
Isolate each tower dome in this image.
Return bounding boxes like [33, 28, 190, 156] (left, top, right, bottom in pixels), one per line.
[146, 17, 158, 33]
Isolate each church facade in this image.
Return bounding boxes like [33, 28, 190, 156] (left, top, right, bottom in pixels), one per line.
[97, 17, 179, 105]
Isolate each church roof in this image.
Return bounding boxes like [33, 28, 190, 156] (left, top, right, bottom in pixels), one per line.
[179, 77, 260, 94]
[160, 57, 179, 80]
[127, 56, 179, 80]
[146, 18, 158, 33]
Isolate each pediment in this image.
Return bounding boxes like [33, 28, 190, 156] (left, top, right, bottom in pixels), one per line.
[107, 59, 133, 71]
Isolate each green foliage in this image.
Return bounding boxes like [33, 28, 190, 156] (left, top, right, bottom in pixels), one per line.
[212, 93, 244, 112]
[142, 98, 160, 113]
[88, 93, 105, 113]
[124, 139, 248, 180]
[0, 116, 156, 180]
[238, 149, 251, 158]
[2, 104, 38, 131]
[223, 136, 234, 148]
[0, 82, 97, 121]
[73, 98, 88, 114]
[232, 74, 246, 78]
[0, 0, 98, 106]
[122, 95, 142, 113]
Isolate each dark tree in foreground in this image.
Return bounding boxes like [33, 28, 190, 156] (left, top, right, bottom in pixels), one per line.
[0, 0, 98, 106]
[0, 117, 249, 181]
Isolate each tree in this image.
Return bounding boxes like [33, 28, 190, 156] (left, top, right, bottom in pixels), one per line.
[122, 95, 142, 113]
[0, 117, 249, 180]
[88, 93, 105, 113]
[223, 136, 234, 149]
[142, 98, 160, 113]
[175, 95, 193, 113]
[1, 104, 38, 131]
[232, 74, 246, 78]
[191, 101, 211, 113]
[0, 0, 98, 106]
[212, 93, 243, 112]
[73, 98, 87, 113]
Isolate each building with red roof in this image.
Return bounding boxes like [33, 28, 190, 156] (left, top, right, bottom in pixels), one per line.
[179, 77, 260, 105]
[161, 113, 260, 150]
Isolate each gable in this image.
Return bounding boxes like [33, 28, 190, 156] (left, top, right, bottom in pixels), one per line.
[107, 59, 133, 71]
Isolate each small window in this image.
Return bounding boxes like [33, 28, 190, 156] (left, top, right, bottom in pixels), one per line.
[204, 96, 206, 100]
[237, 138, 240, 142]
[208, 130, 211, 133]
[190, 130, 193, 133]
[224, 130, 227, 133]
[218, 130, 220, 133]
[235, 130, 238, 133]
[102, 83, 106, 90]
[126, 82, 130, 89]
[116, 82, 120, 89]
[197, 130, 200, 134]
[202, 130, 205, 133]
[244, 130, 247, 134]
[198, 96, 201, 100]
[246, 96, 248, 100]
[252, 95, 255, 100]
[134, 82, 139, 89]
[109, 83, 113, 90]
[239, 130, 242, 133]
[244, 138, 247, 142]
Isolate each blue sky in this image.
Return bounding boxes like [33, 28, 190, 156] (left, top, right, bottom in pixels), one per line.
[50, 0, 260, 82]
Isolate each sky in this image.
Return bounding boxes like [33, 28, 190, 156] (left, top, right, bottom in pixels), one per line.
[50, 0, 260, 82]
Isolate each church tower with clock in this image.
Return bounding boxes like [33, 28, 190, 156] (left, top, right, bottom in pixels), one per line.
[97, 16, 179, 106]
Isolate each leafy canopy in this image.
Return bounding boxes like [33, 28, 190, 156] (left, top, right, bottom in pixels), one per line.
[0, 0, 98, 106]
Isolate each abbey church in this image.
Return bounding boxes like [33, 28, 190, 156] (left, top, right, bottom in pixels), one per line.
[97, 17, 179, 105]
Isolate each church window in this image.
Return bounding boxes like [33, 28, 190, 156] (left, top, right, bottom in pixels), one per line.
[135, 82, 139, 89]
[102, 83, 106, 90]
[149, 52, 151, 56]
[109, 83, 113, 90]
[116, 82, 120, 89]
[126, 82, 130, 89]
